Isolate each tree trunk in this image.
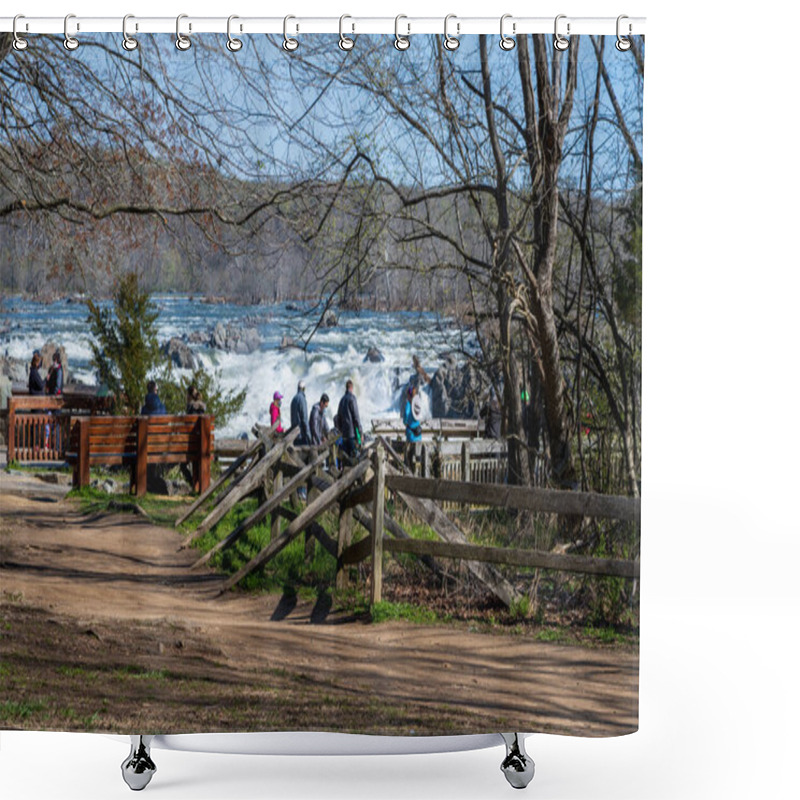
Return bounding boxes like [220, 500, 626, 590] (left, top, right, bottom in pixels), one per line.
[517, 35, 579, 488]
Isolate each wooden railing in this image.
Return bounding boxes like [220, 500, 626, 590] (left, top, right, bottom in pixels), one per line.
[178, 430, 640, 610]
[7, 396, 79, 463]
[351, 443, 640, 604]
[371, 417, 485, 439]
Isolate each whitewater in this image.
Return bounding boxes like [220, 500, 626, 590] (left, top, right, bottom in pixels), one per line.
[0, 295, 476, 438]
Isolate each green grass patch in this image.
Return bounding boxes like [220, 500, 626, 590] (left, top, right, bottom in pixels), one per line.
[370, 601, 442, 625]
[56, 665, 94, 678]
[0, 699, 48, 719]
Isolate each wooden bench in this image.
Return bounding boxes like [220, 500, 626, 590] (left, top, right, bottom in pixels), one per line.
[66, 414, 214, 496]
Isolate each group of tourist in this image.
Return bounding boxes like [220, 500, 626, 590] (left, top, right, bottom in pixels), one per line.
[27, 348, 64, 396]
[269, 379, 362, 456]
[139, 380, 206, 417]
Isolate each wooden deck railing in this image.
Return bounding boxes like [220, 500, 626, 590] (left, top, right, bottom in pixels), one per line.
[7, 396, 78, 463]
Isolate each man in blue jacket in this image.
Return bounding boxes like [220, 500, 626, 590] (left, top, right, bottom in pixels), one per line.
[290, 380, 311, 446]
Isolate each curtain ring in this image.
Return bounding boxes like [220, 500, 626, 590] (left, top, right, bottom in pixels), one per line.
[339, 15, 354, 51]
[499, 14, 515, 51]
[12, 15, 28, 51]
[616, 14, 632, 51]
[176, 14, 191, 51]
[227, 15, 243, 52]
[283, 16, 299, 51]
[122, 14, 139, 51]
[394, 15, 410, 51]
[443, 14, 460, 51]
[554, 14, 570, 51]
[64, 14, 79, 51]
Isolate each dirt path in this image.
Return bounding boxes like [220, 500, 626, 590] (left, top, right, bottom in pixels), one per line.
[0, 475, 638, 737]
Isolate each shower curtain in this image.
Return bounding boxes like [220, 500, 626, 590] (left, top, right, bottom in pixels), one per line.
[0, 26, 643, 743]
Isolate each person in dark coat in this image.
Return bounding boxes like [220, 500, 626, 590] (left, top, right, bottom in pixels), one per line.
[480, 387, 502, 440]
[336, 379, 362, 458]
[28, 351, 45, 395]
[185, 384, 207, 414]
[45, 349, 63, 396]
[290, 380, 311, 445]
[141, 380, 167, 416]
[309, 393, 330, 446]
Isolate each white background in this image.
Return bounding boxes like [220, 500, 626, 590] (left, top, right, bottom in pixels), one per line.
[3, 1, 799, 798]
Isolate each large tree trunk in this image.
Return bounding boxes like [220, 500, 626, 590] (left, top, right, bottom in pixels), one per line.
[478, 35, 531, 487]
[516, 35, 579, 487]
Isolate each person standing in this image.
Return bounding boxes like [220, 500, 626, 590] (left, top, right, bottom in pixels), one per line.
[45, 349, 63, 396]
[403, 384, 423, 471]
[28, 351, 45, 395]
[309, 393, 330, 446]
[269, 391, 284, 433]
[290, 380, 311, 446]
[337, 379, 362, 459]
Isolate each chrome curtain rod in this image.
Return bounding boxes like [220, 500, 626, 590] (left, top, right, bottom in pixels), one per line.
[0, 15, 646, 36]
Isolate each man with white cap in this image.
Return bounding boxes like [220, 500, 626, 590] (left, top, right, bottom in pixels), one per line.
[290, 380, 311, 446]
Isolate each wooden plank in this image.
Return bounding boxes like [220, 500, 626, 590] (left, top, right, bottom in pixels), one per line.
[190, 451, 327, 570]
[77, 418, 90, 488]
[273, 507, 337, 559]
[8, 396, 65, 412]
[176, 438, 263, 526]
[339, 478, 376, 511]
[133, 417, 148, 497]
[184, 428, 301, 545]
[198, 414, 213, 493]
[383, 539, 640, 579]
[7, 402, 16, 462]
[271, 469, 283, 542]
[461, 441, 471, 483]
[384, 475, 640, 522]
[217, 459, 371, 594]
[340, 534, 372, 566]
[336, 505, 354, 590]
[370, 445, 385, 605]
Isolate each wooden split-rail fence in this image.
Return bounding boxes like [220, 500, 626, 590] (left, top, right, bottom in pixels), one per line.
[177, 425, 640, 610]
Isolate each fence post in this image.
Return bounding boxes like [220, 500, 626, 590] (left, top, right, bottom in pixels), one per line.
[8, 401, 16, 463]
[198, 414, 212, 493]
[77, 417, 90, 488]
[336, 503, 353, 591]
[370, 442, 386, 607]
[135, 417, 149, 497]
[420, 443, 429, 478]
[461, 440, 471, 483]
[270, 468, 283, 542]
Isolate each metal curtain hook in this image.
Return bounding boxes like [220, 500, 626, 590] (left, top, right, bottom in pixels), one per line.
[499, 14, 515, 51]
[283, 15, 299, 51]
[122, 15, 139, 51]
[616, 14, 632, 51]
[12, 14, 28, 51]
[554, 14, 570, 51]
[227, 15, 243, 52]
[394, 15, 410, 51]
[176, 13, 191, 51]
[443, 14, 460, 51]
[64, 14, 79, 51]
[339, 14, 354, 51]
